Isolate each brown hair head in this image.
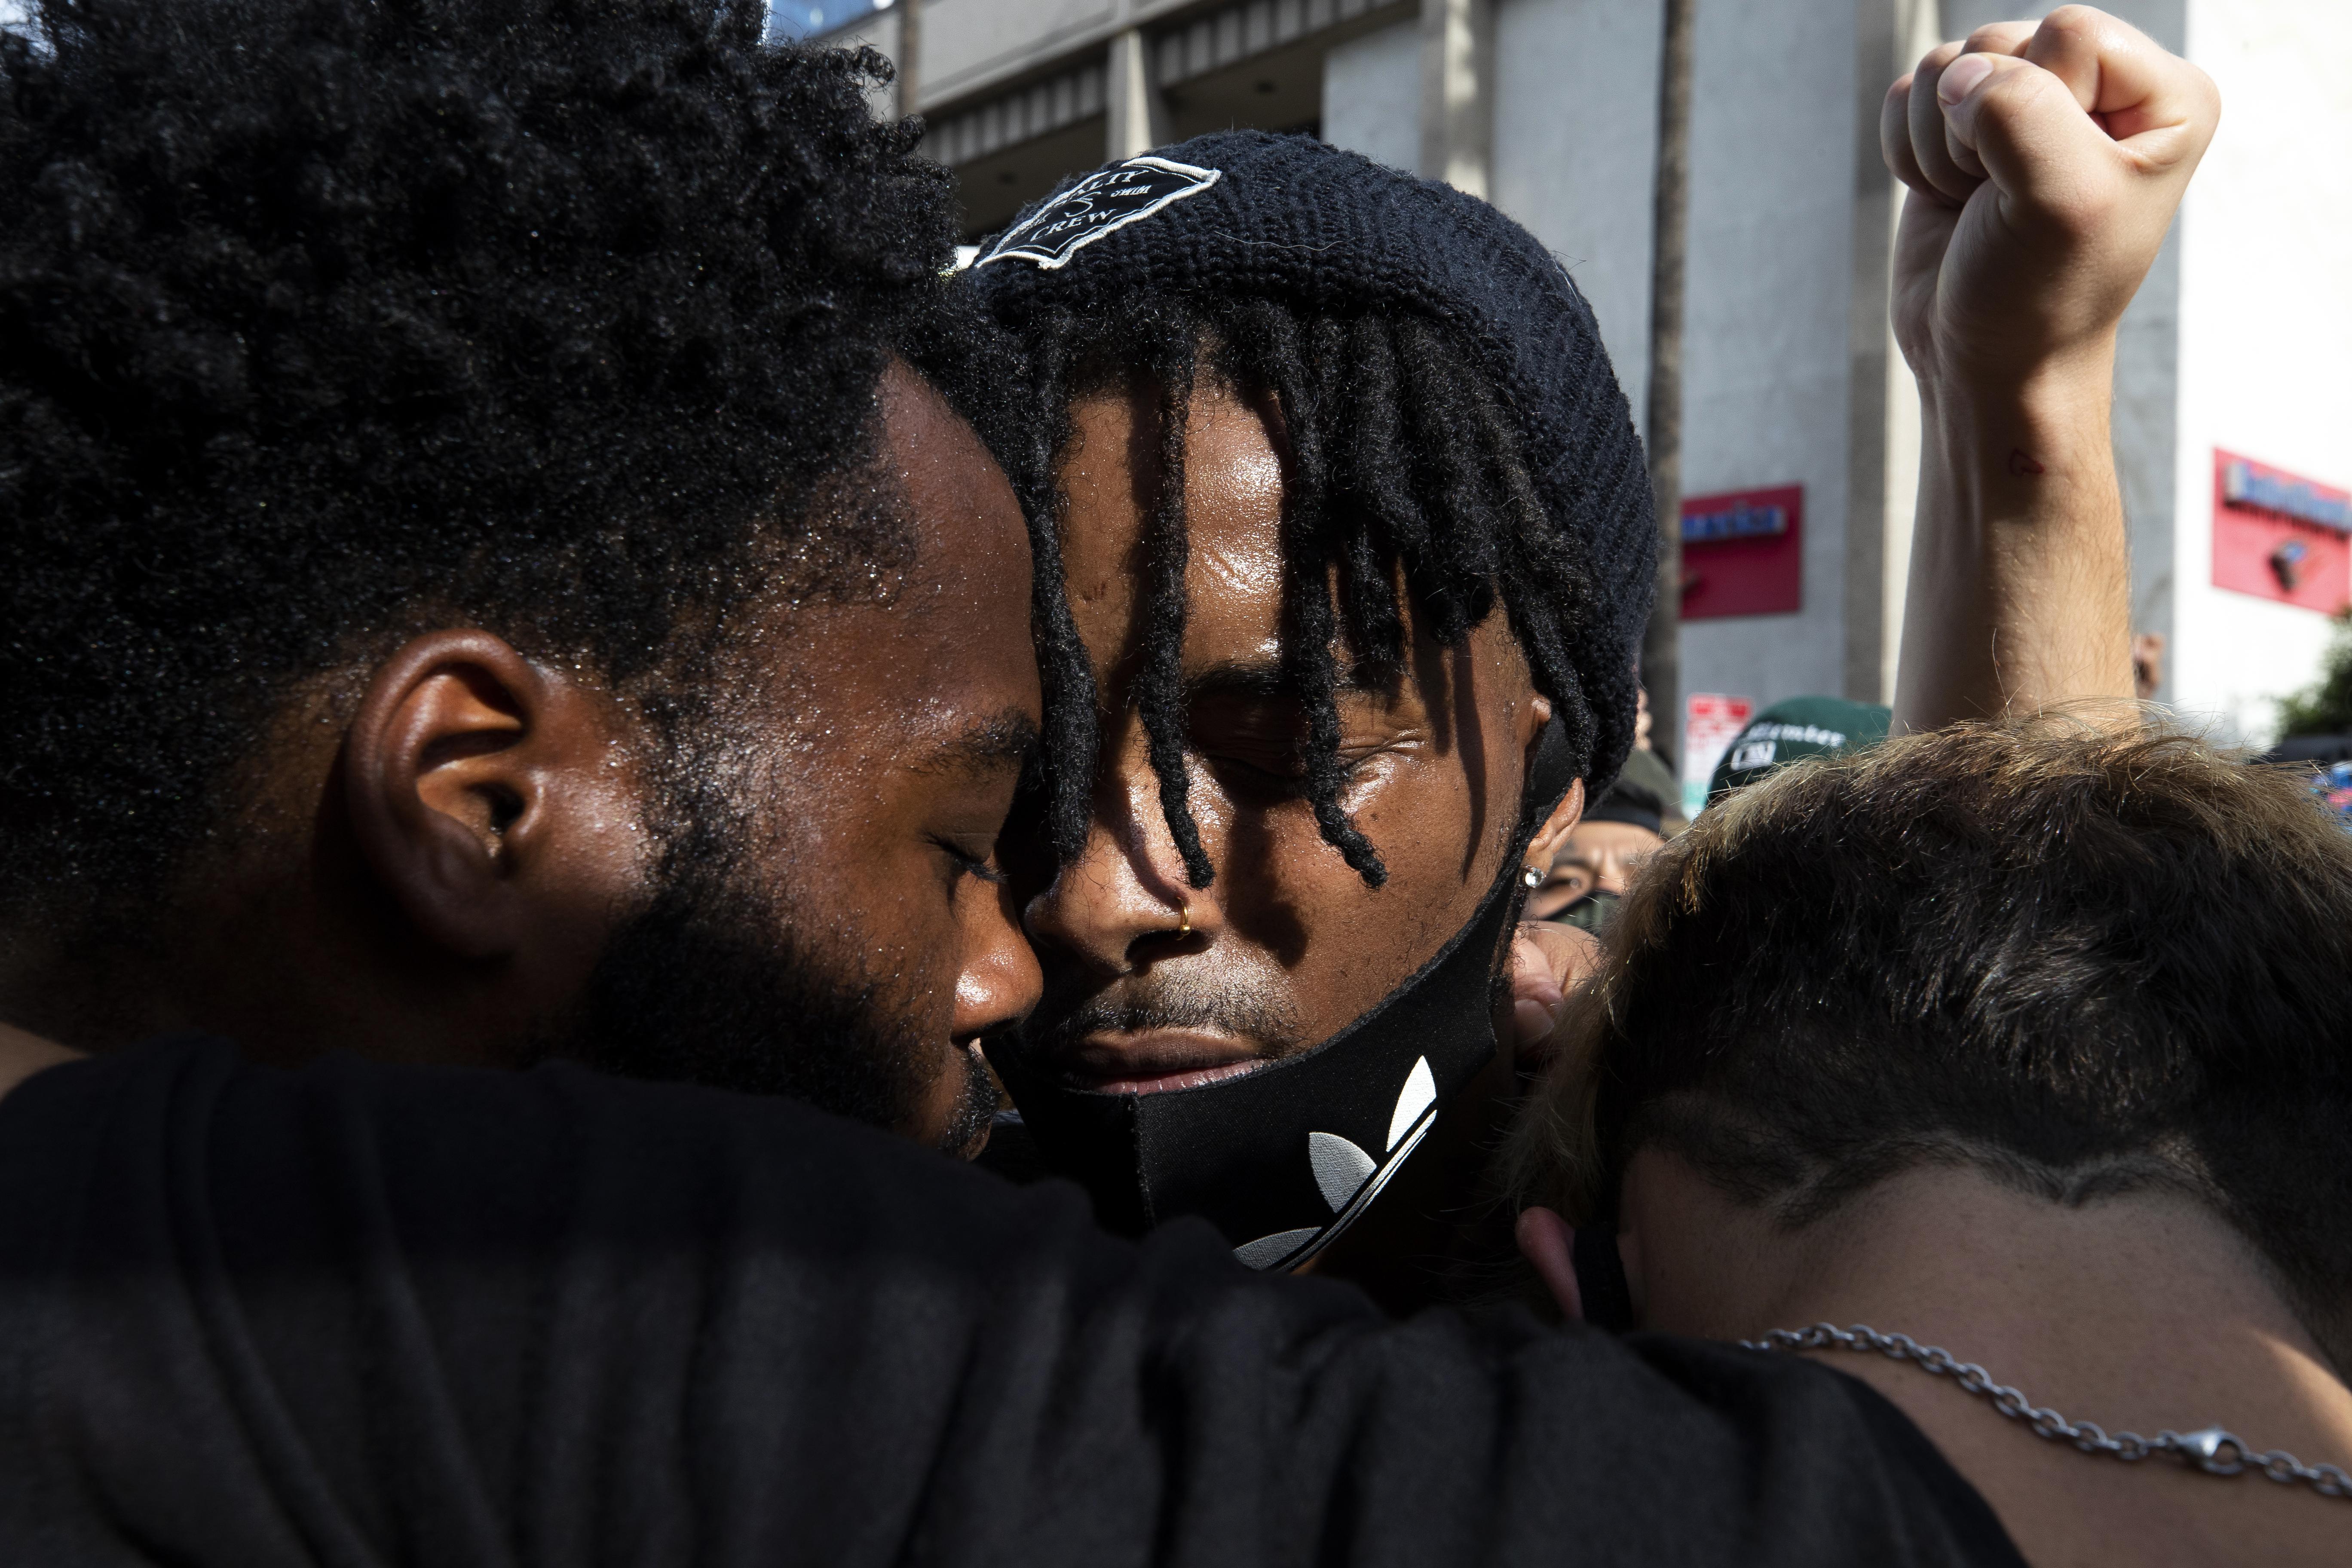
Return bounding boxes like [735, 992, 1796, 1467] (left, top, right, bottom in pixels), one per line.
[1513, 717, 2352, 1363]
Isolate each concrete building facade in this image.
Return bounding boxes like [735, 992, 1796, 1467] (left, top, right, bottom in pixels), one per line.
[782, 0, 2352, 769]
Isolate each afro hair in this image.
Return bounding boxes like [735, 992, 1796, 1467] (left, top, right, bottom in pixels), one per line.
[0, 0, 1039, 926]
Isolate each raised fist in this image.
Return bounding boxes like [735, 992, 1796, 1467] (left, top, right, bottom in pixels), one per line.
[1883, 5, 2219, 388]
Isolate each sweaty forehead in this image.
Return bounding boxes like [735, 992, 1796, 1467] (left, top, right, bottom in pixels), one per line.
[1060, 379, 1287, 678]
[778, 362, 1041, 739]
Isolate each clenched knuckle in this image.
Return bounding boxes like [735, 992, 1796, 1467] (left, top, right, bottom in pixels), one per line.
[2041, 4, 2099, 37]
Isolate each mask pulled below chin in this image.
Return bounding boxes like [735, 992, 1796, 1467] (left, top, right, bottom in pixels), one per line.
[1555, 888, 1621, 933]
[992, 718, 1579, 1271]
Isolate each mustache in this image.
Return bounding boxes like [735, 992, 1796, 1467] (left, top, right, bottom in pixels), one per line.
[1022, 973, 1305, 1059]
[937, 1041, 1000, 1159]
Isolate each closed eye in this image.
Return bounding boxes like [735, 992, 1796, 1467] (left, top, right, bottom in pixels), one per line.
[1202, 742, 1308, 781]
[937, 840, 1007, 885]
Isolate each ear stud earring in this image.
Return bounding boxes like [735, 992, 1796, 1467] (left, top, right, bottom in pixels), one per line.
[1522, 865, 1544, 889]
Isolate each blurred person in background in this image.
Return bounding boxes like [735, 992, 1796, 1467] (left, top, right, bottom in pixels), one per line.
[1525, 776, 1669, 931]
[1703, 696, 1893, 808]
[1623, 681, 1688, 834]
[2132, 631, 2168, 701]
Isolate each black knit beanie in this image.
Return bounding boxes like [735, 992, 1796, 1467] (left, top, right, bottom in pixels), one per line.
[965, 130, 1656, 793]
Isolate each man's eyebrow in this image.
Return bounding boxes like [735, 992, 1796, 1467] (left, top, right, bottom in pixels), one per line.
[1181, 657, 1389, 702]
[915, 708, 1041, 773]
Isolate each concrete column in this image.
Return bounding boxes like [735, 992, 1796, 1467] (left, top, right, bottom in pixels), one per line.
[1105, 27, 1169, 161]
[1840, 0, 1941, 705]
[893, 0, 919, 118]
[1417, 0, 1491, 196]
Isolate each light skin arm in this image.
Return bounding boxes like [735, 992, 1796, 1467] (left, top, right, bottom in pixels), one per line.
[1512, 12, 2214, 1015]
[1886, 6, 2218, 732]
[1511, 11, 2216, 1010]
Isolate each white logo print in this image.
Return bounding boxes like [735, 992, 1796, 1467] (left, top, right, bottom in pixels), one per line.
[1231, 1057, 1442, 1272]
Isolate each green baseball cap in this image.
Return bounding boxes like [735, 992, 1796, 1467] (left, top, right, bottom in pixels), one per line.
[1706, 696, 1891, 805]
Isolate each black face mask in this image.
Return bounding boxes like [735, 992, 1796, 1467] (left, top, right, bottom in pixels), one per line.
[1556, 888, 1622, 933]
[993, 719, 1578, 1270]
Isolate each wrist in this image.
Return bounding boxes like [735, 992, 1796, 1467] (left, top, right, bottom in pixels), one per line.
[1918, 339, 2118, 490]
[1908, 309, 2122, 400]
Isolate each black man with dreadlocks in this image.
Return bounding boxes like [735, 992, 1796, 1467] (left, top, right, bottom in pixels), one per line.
[969, 0, 2208, 1302]
[966, 134, 1645, 1304]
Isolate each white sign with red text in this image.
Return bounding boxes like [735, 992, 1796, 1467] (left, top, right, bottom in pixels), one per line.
[1681, 693, 1755, 819]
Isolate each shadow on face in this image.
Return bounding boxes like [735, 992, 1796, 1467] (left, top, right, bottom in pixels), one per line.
[1011, 373, 1564, 1095]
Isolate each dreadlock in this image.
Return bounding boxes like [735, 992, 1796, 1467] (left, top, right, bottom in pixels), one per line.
[1024, 293, 1611, 889]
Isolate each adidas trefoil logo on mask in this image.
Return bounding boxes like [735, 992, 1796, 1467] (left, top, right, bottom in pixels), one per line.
[995, 720, 1575, 1269]
[1231, 1057, 1439, 1271]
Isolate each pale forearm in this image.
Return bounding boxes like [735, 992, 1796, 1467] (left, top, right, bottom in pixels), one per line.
[1879, 10, 2215, 733]
[1892, 349, 2133, 734]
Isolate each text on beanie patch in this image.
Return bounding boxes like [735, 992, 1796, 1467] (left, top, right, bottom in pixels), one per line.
[974, 157, 1222, 271]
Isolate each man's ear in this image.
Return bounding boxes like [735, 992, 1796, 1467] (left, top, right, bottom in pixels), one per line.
[1524, 777, 1586, 877]
[343, 630, 630, 959]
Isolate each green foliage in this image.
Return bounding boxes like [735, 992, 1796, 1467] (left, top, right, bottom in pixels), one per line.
[2277, 612, 2352, 738]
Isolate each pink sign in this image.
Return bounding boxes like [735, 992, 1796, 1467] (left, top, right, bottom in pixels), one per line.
[2211, 450, 2351, 612]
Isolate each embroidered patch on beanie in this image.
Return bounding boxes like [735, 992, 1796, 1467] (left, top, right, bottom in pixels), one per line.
[974, 156, 1222, 271]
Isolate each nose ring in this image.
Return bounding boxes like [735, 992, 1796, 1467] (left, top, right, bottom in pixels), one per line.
[1177, 903, 1193, 937]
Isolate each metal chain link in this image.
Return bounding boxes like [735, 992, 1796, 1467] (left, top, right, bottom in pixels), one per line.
[1744, 1322, 2352, 1504]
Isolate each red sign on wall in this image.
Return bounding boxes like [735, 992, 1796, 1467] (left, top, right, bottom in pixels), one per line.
[2211, 450, 2352, 613]
[1680, 484, 1802, 619]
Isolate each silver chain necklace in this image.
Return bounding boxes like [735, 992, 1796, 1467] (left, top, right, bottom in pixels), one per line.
[1744, 1322, 2352, 1504]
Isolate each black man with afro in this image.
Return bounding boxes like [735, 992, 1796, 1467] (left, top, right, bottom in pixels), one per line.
[0, 0, 1092, 1152]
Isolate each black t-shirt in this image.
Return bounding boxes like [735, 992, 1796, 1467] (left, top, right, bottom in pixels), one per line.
[0, 1038, 2026, 1566]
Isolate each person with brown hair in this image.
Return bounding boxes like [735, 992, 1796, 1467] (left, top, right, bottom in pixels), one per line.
[1512, 720, 2352, 1564]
